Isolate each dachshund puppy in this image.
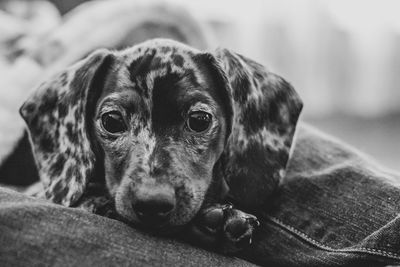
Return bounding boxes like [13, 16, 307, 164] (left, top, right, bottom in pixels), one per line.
[20, 39, 302, 253]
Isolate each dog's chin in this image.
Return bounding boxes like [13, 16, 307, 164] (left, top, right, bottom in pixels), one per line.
[137, 221, 184, 236]
[114, 209, 186, 236]
[123, 217, 185, 236]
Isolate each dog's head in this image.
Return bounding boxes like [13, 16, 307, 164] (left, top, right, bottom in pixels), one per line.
[20, 39, 302, 230]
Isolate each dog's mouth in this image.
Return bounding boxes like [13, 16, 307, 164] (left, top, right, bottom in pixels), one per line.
[115, 210, 184, 236]
[133, 220, 184, 236]
[136, 214, 171, 230]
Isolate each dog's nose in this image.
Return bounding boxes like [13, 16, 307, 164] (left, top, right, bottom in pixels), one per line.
[132, 190, 176, 224]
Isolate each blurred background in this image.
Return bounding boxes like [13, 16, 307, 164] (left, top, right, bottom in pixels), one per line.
[0, 0, 399, 171]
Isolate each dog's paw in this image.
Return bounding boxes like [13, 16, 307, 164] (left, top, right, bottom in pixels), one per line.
[191, 204, 259, 254]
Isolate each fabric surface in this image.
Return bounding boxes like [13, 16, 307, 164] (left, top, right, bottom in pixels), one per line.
[237, 126, 400, 267]
[0, 187, 254, 267]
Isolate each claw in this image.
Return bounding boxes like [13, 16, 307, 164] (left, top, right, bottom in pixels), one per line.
[246, 216, 260, 228]
[195, 203, 257, 253]
[222, 204, 233, 211]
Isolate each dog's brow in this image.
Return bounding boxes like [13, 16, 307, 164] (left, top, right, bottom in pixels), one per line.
[189, 102, 214, 113]
[180, 90, 215, 104]
[98, 91, 139, 112]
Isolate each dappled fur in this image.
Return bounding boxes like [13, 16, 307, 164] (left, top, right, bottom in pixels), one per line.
[20, 39, 302, 252]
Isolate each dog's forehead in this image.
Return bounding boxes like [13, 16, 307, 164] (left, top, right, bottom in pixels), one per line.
[120, 39, 201, 78]
[121, 39, 200, 59]
[102, 39, 217, 107]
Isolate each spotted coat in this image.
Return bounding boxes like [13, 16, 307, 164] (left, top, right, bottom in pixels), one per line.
[20, 39, 302, 219]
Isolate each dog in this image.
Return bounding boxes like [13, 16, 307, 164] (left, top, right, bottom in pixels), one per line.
[20, 38, 303, 253]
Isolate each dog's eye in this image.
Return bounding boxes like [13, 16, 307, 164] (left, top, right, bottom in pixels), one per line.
[187, 111, 212, 133]
[101, 111, 127, 134]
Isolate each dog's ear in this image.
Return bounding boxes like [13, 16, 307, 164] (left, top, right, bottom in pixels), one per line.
[20, 49, 114, 206]
[202, 49, 303, 209]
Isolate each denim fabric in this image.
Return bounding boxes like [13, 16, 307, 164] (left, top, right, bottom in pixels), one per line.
[0, 187, 254, 267]
[238, 126, 400, 267]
